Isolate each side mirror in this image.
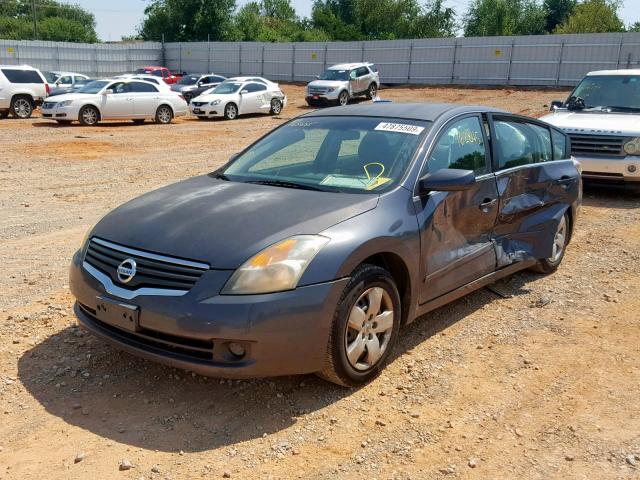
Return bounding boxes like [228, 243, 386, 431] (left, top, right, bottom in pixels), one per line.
[240, 90, 249, 95]
[315, 75, 319, 79]
[550, 100, 564, 111]
[103, 89, 114, 95]
[418, 169, 476, 194]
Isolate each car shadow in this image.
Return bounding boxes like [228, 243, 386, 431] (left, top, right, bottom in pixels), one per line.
[17, 271, 534, 453]
[32, 121, 156, 128]
[582, 184, 640, 208]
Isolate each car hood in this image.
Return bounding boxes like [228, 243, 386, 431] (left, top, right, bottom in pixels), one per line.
[307, 80, 345, 89]
[541, 110, 640, 136]
[191, 93, 234, 103]
[44, 92, 98, 103]
[171, 84, 196, 92]
[90, 175, 379, 269]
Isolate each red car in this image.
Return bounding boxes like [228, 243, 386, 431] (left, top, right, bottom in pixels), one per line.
[135, 66, 183, 84]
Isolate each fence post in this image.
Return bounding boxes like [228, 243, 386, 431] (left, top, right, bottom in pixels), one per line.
[179, 42, 183, 72]
[161, 34, 165, 67]
[451, 37, 459, 84]
[323, 42, 328, 69]
[407, 40, 414, 84]
[291, 44, 295, 81]
[361, 42, 365, 62]
[615, 34, 624, 69]
[94, 44, 99, 77]
[556, 39, 565, 86]
[261, 44, 265, 77]
[207, 34, 211, 73]
[238, 42, 242, 76]
[506, 38, 515, 85]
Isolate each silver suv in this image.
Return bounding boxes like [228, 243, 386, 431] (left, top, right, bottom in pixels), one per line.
[305, 63, 380, 107]
[0, 65, 49, 119]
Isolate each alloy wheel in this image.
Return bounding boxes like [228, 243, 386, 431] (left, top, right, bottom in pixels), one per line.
[226, 104, 237, 119]
[81, 107, 98, 125]
[157, 106, 172, 124]
[339, 91, 349, 106]
[13, 98, 32, 118]
[345, 287, 394, 371]
[548, 215, 567, 262]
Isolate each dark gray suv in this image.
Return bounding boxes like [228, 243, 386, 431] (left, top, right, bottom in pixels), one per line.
[70, 103, 581, 386]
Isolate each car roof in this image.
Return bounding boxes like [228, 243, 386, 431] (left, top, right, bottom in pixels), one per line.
[302, 102, 506, 122]
[587, 69, 640, 76]
[328, 63, 373, 70]
[0, 64, 39, 70]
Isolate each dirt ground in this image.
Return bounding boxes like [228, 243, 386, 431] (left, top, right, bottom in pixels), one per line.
[1, 84, 639, 480]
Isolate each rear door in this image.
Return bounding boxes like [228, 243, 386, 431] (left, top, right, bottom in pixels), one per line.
[129, 81, 159, 117]
[414, 114, 500, 303]
[488, 114, 579, 266]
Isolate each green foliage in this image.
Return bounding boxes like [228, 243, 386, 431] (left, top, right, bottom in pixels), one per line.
[139, 0, 237, 41]
[464, 0, 547, 36]
[555, 0, 624, 33]
[543, 0, 576, 32]
[629, 22, 640, 32]
[0, 0, 98, 42]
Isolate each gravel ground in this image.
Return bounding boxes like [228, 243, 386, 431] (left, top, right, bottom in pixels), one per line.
[1, 84, 639, 480]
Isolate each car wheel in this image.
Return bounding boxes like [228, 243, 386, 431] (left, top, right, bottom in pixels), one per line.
[530, 213, 569, 274]
[224, 103, 238, 120]
[366, 83, 378, 100]
[270, 98, 282, 115]
[132, 119, 145, 124]
[78, 105, 99, 126]
[338, 91, 349, 106]
[317, 264, 401, 387]
[11, 96, 33, 119]
[155, 105, 173, 124]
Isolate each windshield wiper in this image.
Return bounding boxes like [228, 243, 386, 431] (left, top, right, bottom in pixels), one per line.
[211, 172, 230, 181]
[245, 179, 325, 191]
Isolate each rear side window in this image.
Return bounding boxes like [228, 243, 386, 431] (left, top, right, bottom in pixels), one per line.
[356, 67, 369, 77]
[369, 64, 378, 73]
[427, 116, 489, 175]
[494, 120, 552, 170]
[212, 76, 226, 83]
[551, 129, 569, 160]
[245, 83, 267, 93]
[2, 69, 43, 84]
[129, 82, 158, 93]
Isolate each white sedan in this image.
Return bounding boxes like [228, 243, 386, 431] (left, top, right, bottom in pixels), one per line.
[189, 79, 287, 120]
[40, 79, 188, 126]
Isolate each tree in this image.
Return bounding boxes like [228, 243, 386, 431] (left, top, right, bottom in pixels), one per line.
[0, 0, 98, 42]
[555, 0, 624, 33]
[629, 21, 640, 32]
[463, 0, 547, 36]
[543, 0, 576, 32]
[139, 0, 237, 42]
[311, 0, 362, 40]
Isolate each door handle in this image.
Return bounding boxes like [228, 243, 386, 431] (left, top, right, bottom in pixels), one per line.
[555, 176, 573, 189]
[479, 198, 498, 212]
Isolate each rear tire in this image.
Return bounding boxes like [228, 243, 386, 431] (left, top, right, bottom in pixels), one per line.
[155, 105, 173, 124]
[530, 213, 569, 274]
[78, 105, 99, 126]
[224, 103, 238, 120]
[11, 96, 33, 119]
[270, 98, 282, 115]
[317, 264, 401, 387]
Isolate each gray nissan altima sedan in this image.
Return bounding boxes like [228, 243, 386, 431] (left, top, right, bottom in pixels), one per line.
[69, 103, 581, 386]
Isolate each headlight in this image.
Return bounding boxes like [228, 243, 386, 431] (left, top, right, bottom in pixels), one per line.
[624, 138, 640, 156]
[58, 100, 73, 107]
[221, 235, 329, 295]
[210, 99, 222, 106]
[326, 87, 335, 92]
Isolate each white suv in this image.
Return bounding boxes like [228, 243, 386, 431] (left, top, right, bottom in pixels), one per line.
[305, 63, 380, 107]
[0, 65, 49, 119]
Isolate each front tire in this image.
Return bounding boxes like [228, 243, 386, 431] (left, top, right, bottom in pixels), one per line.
[337, 90, 349, 107]
[270, 98, 282, 115]
[11, 96, 33, 119]
[317, 264, 401, 387]
[224, 103, 238, 120]
[530, 213, 569, 274]
[155, 105, 173, 124]
[78, 105, 99, 126]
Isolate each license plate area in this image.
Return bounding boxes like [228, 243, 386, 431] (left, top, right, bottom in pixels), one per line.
[193, 108, 202, 114]
[312, 95, 319, 100]
[95, 296, 139, 332]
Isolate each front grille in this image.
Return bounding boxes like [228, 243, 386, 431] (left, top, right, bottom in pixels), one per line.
[79, 303, 214, 361]
[84, 238, 209, 291]
[308, 87, 328, 94]
[569, 134, 625, 156]
[42, 102, 56, 109]
[191, 101, 206, 107]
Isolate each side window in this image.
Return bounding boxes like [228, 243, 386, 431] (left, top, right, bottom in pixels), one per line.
[212, 76, 226, 83]
[551, 128, 568, 160]
[129, 82, 158, 93]
[162, 69, 169, 78]
[152, 70, 163, 77]
[1, 69, 43, 83]
[494, 120, 551, 170]
[110, 82, 129, 94]
[245, 83, 266, 93]
[58, 76, 73, 84]
[369, 64, 378, 73]
[357, 67, 369, 77]
[427, 116, 488, 174]
[349, 70, 357, 80]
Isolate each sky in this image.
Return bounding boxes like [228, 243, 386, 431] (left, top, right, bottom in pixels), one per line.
[64, 0, 640, 42]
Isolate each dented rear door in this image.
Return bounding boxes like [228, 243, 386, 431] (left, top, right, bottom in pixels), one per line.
[488, 114, 580, 267]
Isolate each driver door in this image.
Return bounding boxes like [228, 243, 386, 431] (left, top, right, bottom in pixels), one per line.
[413, 114, 499, 303]
[100, 82, 134, 118]
[239, 83, 268, 114]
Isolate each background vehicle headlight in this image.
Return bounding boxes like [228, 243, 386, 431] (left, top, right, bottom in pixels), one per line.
[210, 99, 222, 106]
[221, 235, 329, 295]
[58, 100, 73, 107]
[624, 138, 640, 155]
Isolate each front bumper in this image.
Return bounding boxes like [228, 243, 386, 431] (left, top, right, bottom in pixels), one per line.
[69, 249, 349, 378]
[575, 155, 640, 186]
[190, 104, 223, 117]
[41, 105, 78, 120]
[305, 91, 340, 104]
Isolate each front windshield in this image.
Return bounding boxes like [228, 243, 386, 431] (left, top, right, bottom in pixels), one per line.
[76, 80, 109, 94]
[221, 116, 431, 193]
[178, 75, 199, 85]
[212, 82, 242, 94]
[318, 69, 349, 81]
[569, 75, 640, 111]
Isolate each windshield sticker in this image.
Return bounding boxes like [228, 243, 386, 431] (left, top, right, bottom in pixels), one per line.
[375, 122, 425, 135]
[455, 128, 482, 146]
[320, 174, 391, 190]
[290, 121, 315, 128]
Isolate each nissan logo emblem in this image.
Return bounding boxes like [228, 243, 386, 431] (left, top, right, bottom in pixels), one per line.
[116, 258, 137, 284]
